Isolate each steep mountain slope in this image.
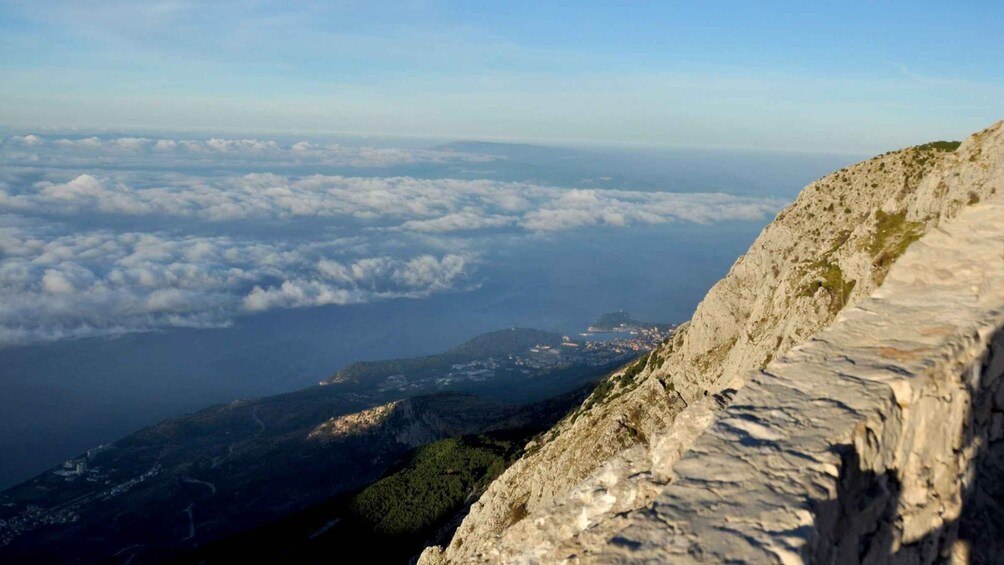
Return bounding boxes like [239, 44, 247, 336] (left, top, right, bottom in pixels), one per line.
[422, 122, 1004, 562]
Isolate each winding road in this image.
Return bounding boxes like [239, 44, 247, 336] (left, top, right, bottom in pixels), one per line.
[251, 406, 267, 434]
[180, 477, 217, 495]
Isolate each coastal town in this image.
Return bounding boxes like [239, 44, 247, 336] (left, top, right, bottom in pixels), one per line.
[0, 447, 160, 549]
[382, 319, 676, 392]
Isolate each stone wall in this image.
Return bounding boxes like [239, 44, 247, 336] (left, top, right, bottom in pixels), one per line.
[569, 199, 1004, 563]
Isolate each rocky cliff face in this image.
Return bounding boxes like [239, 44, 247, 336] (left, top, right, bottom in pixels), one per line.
[421, 122, 1004, 563]
[523, 190, 1004, 563]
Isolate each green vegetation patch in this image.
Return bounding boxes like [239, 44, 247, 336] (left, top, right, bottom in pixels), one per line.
[587, 354, 648, 408]
[349, 435, 516, 537]
[695, 337, 737, 371]
[650, 351, 666, 371]
[618, 354, 649, 386]
[824, 230, 852, 256]
[896, 140, 960, 191]
[566, 353, 653, 426]
[914, 140, 962, 153]
[867, 209, 924, 274]
[583, 378, 616, 412]
[799, 260, 857, 314]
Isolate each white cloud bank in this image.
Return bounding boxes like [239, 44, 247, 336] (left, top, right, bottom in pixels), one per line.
[0, 134, 783, 345]
[0, 171, 781, 231]
[242, 254, 469, 312]
[0, 216, 475, 345]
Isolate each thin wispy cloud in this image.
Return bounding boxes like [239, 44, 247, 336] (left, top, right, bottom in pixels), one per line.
[4, 2, 1001, 151]
[0, 134, 495, 168]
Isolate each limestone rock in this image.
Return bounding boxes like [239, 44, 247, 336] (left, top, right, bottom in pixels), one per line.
[566, 194, 1004, 564]
[308, 401, 400, 442]
[420, 122, 1004, 563]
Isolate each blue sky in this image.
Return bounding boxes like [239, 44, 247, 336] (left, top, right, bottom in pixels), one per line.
[1, 1, 1002, 152]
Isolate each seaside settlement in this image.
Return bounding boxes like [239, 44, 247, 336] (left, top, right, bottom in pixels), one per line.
[379, 322, 675, 393]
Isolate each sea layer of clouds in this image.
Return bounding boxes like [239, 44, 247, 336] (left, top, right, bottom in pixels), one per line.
[0, 171, 779, 230]
[0, 215, 476, 344]
[0, 134, 783, 345]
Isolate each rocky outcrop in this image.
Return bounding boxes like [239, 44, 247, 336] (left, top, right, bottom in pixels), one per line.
[522, 192, 1004, 563]
[309, 393, 560, 448]
[421, 122, 1004, 563]
[308, 401, 401, 441]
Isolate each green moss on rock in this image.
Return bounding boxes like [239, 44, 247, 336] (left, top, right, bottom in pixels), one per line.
[868, 210, 924, 282]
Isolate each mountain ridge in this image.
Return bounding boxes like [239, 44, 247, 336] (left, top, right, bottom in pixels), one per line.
[420, 121, 1004, 563]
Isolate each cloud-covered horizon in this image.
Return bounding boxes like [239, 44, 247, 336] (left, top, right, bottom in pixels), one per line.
[0, 133, 495, 169]
[0, 134, 784, 345]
